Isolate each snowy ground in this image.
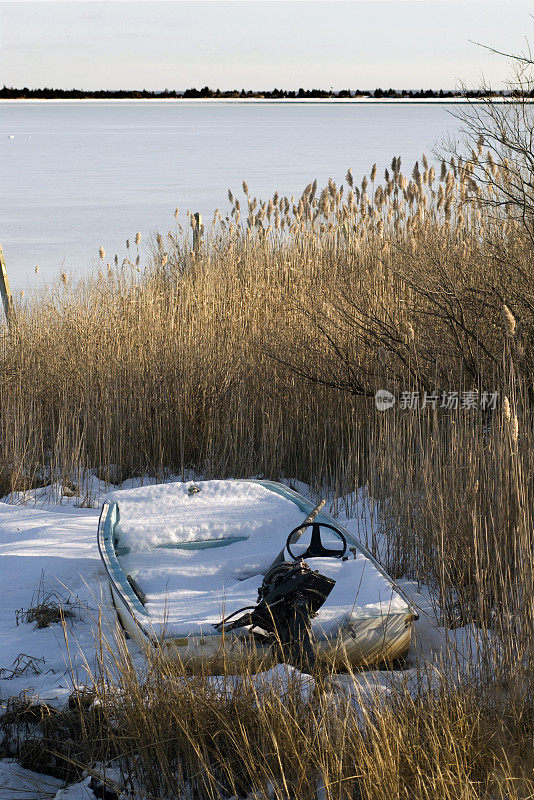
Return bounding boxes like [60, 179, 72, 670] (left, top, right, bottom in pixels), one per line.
[0, 759, 99, 799]
[0, 494, 107, 707]
[0, 475, 481, 799]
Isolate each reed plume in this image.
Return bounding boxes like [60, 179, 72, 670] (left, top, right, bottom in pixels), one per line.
[502, 304, 517, 337]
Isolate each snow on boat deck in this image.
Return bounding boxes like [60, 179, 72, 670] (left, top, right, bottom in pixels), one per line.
[107, 480, 305, 550]
[106, 480, 408, 637]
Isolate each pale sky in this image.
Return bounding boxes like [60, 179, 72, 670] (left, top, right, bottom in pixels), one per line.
[0, 1, 532, 91]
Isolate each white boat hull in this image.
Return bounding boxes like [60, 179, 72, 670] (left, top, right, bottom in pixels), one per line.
[110, 584, 413, 670]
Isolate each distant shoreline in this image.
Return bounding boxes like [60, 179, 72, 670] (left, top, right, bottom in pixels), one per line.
[2, 85, 529, 103]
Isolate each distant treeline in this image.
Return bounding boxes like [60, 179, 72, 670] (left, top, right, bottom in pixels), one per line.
[2, 85, 531, 100]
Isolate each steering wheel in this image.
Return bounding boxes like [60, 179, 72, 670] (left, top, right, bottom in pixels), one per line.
[286, 522, 347, 560]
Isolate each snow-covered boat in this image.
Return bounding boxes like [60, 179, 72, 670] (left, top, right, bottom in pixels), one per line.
[97, 480, 417, 669]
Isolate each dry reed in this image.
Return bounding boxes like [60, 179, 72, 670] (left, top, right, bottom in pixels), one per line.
[16, 617, 528, 800]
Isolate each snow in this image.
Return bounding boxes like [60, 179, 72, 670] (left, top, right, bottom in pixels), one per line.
[306, 555, 409, 632]
[107, 479, 305, 550]
[0, 759, 66, 799]
[0, 761, 98, 799]
[105, 480, 409, 637]
[183, 663, 316, 704]
[0, 501, 108, 706]
[52, 777, 96, 799]
[8, 476, 110, 510]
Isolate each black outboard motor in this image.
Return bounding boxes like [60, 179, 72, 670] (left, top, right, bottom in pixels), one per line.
[215, 500, 347, 670]
[214, 558, 335, 671]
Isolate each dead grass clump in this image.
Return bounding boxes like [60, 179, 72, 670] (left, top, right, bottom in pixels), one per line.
[16, 576, 77, 629]
[0, 653, 47, 680]
[4, 667, 530, 799]
[0, 466, 46, 499]
[18, 600, 74, 629]
[0, 691, 115, 783]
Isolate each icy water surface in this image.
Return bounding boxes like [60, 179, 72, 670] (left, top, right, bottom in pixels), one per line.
[0, 100, 465, 289]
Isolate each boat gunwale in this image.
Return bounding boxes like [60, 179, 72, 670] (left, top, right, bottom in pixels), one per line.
[98, 501, 160, 648]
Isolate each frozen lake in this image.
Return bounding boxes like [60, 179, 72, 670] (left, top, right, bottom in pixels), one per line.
[0, 100, 466, 289]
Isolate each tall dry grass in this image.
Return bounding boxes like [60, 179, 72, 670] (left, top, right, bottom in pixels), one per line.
[13, 621, 526, 800]
[1, 153, 531, 493]
[1, 153, 531, 581]
[0, 153, 532, 795]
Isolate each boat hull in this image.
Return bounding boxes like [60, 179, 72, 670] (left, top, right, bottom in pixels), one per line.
[110, 582, 413, 670]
